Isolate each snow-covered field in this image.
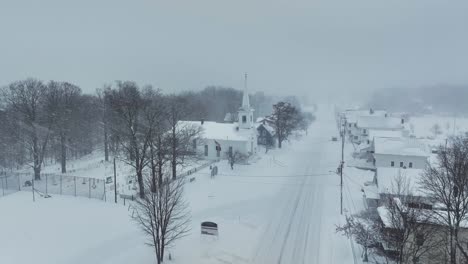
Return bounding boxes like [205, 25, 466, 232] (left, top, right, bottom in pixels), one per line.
[0, 105, 357, 264]
[407, 114, 468, 139]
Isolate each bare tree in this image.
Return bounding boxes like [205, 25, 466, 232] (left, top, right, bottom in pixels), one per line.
[96, 86, 112, 162]
[269, 101, 301, 148]
[46, 81, 82, 173]
[336, 210, 381, 262]
[166, 95, 202, 180]
[2, 78, 51, 180]
[133, 177, 191, 264]
[107, 82, 152, 198]
[420, 136, 468, 264]
[0, 108, 24, 169]
[142, 88, 168, 192]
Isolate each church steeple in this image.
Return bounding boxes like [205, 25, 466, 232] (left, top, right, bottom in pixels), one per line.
[238, 73, 254, 129]
[242, 73, 250, 109]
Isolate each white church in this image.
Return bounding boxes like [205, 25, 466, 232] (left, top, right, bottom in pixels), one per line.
[180, 76, 258, 160]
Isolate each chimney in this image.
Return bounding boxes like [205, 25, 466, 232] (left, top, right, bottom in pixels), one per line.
[201, 118, 205, 125]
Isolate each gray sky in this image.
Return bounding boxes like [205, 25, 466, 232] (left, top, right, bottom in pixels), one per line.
[1, 0, 467, 100]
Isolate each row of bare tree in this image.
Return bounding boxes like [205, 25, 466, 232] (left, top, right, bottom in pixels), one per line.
[0, 78, 307, 177]
[0, 79, 98, 179]
[338, 136, 468, 264]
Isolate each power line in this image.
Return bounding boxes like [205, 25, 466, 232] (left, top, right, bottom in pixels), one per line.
[196, 172, 334, 178]
[214, 179, 338, 186]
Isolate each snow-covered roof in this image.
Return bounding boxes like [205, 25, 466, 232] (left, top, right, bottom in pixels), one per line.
[357, 141, 372, 152]
[374, 137, 428, 157]
[178, 121, 248, 141]
[344, 109, 387, 123]
[256, 122, 275, 135]
[376, 167, 425, 196]
[256, 116, 269, 123]
[357, 116, 403, 130]
[368, 130, 402, 141]
[378, 204, 468, 229]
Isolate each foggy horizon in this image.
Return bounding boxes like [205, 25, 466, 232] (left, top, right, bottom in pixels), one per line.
[1, 0, 468, 100]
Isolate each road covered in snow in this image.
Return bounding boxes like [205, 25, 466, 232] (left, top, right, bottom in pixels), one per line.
[251, 105, 355, 264]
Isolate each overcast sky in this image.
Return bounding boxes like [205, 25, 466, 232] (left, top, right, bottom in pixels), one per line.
[1, 0, 467, 100]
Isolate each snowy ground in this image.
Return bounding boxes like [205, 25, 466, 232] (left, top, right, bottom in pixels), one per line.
[0, 104, 357, 264]
[407, 114, 468, 139]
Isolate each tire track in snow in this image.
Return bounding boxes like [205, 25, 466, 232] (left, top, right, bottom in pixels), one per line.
[252, 105, 340, 264]
[276, 171, 309, 263]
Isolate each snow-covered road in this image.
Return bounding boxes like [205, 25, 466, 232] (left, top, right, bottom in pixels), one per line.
[252, 105, 355, 264]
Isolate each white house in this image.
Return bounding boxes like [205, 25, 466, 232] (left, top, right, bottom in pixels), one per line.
[363, 167, 428, 209]
[180, 80, 257, 160]
[374, 167, 433, 208]
[373, 137, 429, 169]
[343, 109, 388, 137]
[351, 115, 405, 144]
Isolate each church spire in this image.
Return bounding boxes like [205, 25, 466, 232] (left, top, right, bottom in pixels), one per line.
[242, 73, 250, 109]
[238, 73, 254, 129]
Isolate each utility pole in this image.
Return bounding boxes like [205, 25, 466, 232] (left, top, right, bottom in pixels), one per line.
[114, 157, 117, 204]
[340, 116, 346, 215]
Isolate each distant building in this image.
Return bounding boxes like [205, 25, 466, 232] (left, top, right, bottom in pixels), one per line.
[351, 116, 404, 144]
[341, 109, 405, 144]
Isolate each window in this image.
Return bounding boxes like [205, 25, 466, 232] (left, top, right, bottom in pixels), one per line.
[354, 136, 358, 140]
[242, 116, 247, 123]
[391, 161, 395, 167]
[204, 145, 208, 156]
[363, 129, 367, 134]
[349, 124, 352, 128]
[192, 139, 197, 149]
[400, 162, 404, 168]
[409, 162, 413, 168]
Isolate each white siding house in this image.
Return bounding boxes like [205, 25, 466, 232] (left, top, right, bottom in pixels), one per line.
[342, 109, 390, 143]
[373, 137, 428, 169]
[352, 116, 404, 144]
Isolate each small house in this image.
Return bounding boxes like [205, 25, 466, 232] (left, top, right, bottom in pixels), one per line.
[373, 137, 428, 169]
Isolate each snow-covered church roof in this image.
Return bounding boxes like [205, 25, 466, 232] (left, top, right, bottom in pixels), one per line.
[178, 121, 248, 141]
